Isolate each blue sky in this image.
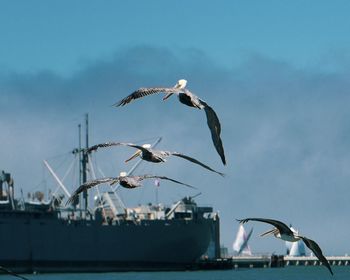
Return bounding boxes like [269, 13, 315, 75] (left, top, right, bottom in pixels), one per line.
[1, 1, 350, 256]
[2, 1, 350, 74]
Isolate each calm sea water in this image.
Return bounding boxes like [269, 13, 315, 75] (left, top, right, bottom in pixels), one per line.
[1, 267, 349, 280]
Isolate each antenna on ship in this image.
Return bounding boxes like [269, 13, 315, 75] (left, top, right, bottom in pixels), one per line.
[79, 114, 89, 213]
[82, 113, 89, 213]
[72, 113, 89, 213]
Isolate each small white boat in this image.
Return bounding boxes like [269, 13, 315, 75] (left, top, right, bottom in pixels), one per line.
[233, 224, 253, 256]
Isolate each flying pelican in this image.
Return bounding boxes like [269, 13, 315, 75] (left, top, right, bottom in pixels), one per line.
[0, 266, 29, 280]
[87, 142, 224, 177]
[113, 79, 226, 165]
[237, 218, 333, 275]
[67, 172, 196, 205]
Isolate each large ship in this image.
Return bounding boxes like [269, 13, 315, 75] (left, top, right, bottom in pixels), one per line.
[0, 117, 220, 273]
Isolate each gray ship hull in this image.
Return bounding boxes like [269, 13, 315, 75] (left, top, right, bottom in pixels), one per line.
[0, 210, 214, 272]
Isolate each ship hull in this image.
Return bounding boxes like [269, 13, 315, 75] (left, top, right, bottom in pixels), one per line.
[0, 211, 213, 272]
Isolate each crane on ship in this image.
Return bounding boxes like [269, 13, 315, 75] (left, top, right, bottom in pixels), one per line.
[43, 114, 163, 219]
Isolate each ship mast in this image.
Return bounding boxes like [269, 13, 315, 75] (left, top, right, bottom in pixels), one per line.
[74, 113, 89, 212]
[81, 113, 89, 212]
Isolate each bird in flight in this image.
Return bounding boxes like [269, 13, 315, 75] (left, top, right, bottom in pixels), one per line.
[67, 172, 196, 205]
[87, 142, 224, 177]
[114, 79, 226, 165]
[236, 218, 333, 275]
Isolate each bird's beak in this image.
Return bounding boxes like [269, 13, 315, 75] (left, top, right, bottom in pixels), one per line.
[260, 228, 277, 237]
[109, 180, 119, 186]
[163, 92, 174, 101]
[125, 150, 142, 163]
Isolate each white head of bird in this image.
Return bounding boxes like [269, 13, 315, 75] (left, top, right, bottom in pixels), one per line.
[119, 171, 127, 177]
[174, 79, 187, 89]
[142, 144, 152, 149]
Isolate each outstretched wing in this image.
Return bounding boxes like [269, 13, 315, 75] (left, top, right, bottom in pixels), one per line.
[200, 100, 226, 165]
[142, 175, 197, 189]
[114, 87, 177, 107]
[87, 142, 146, 153]
[87, 142, 123, 153]
[170, 152, 225, 177]
[0, 266, 29, 280]
[299, 236, 333, 275]
[237, 218, 294, 236]
[66, 177, 119, 205]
